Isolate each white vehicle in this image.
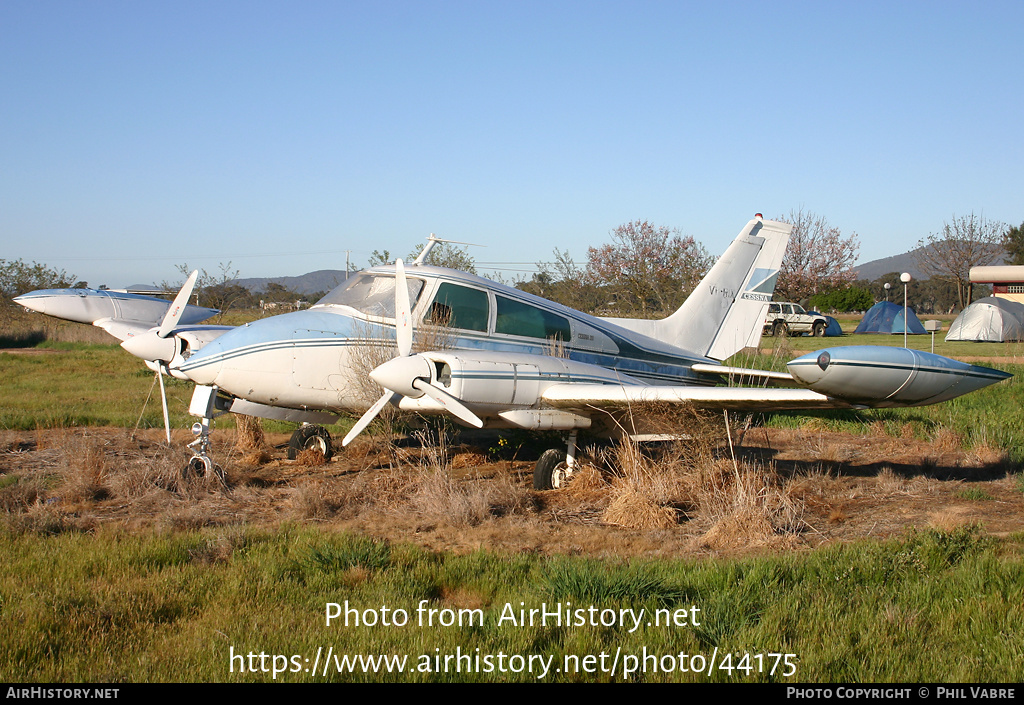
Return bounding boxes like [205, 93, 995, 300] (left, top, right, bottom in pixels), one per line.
[763, 302, 829, 337]
[16, 217, 1011, 489]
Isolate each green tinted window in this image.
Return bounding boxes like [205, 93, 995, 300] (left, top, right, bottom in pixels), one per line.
[428, 283, 489, 332]
[495, 296, 571, 341]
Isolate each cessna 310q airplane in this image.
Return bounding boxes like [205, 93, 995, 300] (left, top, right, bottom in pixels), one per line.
[15, 216, 1012, 488]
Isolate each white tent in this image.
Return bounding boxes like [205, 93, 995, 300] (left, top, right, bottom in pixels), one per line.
[945, 296, 1024, 342]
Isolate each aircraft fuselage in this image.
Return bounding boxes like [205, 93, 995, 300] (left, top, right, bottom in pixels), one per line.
[177, 266, 718, 417]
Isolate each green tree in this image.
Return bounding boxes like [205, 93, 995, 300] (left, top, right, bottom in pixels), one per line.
[1002, 221, 1024, 265]
[808, 286, 874, 313]
[261, 282, 299, 303]
[168, 262, 247, 314]
[518, 248, 605, 313]
[0, 259, 76, 301]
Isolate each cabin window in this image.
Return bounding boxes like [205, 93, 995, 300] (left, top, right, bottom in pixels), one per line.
[315, 274, 424, 317]
[427, 283, 489, 332]
[495, 296, 571, 341]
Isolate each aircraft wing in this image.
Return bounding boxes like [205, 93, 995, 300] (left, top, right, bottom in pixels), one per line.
[14, 287, 219, 328]
[94, 318, 160, 341]
[542, 345, 1011, 413]
[540, 383, 842, 411]
[381, 346, 1010, 433]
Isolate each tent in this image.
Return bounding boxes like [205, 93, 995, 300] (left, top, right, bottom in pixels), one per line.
[809, 311, 843, 336]
[945, 296, 1024, 342]
[853, 301, 926, 335]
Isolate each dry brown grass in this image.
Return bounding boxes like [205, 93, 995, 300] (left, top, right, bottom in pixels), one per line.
[696, 462, 806, 551]
[234, 414, 266, 451]
[2, 419, 1022, 556]
[599, 439, 687, 529]
[237, 448, 273, 467]
[294, 448, 328, 466]
[288, 478, 341, 520]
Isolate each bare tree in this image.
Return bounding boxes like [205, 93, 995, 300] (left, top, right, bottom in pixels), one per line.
[913, 213, 1005, 308]
[773, 209, 860, 303]
[522, 248, 604, 313]
[586, 220, 712, 316]
[166, 262, 247, 315]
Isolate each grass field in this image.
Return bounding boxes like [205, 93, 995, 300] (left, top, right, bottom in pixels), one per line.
[2, 314, 1023, 683]
[1, 525, 1021, 682]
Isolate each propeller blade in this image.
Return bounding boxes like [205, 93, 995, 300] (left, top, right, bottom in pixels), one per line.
[342, 390, 398, 446]
[394, 258, 412, 357]
[158, 270, 199, 338]
[157, 366, 171, 444]
[412, 379, 483, 429]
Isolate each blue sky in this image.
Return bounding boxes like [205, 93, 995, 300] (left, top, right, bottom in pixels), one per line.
[2, 1, 1022, 288]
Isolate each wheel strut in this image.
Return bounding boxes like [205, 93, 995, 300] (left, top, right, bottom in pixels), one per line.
[186, 417, 214, 473]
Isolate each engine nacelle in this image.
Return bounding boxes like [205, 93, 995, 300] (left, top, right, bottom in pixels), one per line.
[788, 346, 1011, 407]
[396, 349, 635, 417]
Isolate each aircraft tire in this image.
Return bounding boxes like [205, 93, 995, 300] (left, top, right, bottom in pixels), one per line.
[533, 448, 569, 490]
[288, 424, 335, 461]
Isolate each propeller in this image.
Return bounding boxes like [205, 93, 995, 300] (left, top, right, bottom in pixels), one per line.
[342, 259, 482, 447]
[122, 270, 200, 443]
[121, 270, 199, 363]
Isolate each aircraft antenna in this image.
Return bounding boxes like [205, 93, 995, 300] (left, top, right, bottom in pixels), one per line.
[413, 233, 484, 266]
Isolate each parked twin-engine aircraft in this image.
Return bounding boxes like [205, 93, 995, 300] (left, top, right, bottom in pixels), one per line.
[15, 216, 1011, 488]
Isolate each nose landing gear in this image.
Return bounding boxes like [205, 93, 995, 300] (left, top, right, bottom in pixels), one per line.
[184, 418, 223, 479]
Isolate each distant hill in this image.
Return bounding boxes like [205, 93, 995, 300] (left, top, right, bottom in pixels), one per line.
[232, 270, 353, 296]
[854, 244, 1007, 282]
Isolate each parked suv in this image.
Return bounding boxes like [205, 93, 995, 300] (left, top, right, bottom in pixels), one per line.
[763, 302, 829, 337]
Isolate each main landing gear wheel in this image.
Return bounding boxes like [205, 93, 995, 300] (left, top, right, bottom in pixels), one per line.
[288, 424, 334, 461]
[533, 448, 571, 490]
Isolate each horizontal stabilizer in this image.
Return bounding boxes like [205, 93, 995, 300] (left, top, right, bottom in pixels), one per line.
[690, 362, 800, 388]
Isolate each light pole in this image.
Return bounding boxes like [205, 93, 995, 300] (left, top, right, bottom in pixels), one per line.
[884, 282, 891, 302]
[900, 273, 912, 348]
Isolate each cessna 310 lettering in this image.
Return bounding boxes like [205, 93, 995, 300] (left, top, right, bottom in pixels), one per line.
[15, 216, 1012, 489]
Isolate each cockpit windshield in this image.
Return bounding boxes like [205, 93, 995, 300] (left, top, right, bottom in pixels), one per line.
[314, 274, 424, 318]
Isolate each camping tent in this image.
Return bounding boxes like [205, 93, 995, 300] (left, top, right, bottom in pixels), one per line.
[945, 296, 1024, 342]
[853, 301, 926, 335]
[809, 312, 843, 336]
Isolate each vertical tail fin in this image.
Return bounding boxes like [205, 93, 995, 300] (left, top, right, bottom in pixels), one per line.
[602, 217, 791, 360]
[667, 216, 791, 359]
